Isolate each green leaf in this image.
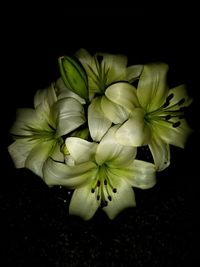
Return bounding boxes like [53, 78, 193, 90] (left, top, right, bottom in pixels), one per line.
[58, 56, 89, 100]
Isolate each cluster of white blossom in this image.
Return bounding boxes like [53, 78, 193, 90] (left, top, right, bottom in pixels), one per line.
[8, 49, 193, 220]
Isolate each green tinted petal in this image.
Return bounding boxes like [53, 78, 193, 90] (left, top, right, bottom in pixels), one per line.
[152, 119, 193, 148]
[127, 160, 156, 189]
[34, 84, 57, 109]
[137, 63, 169, 111]
[101, 96, 129, 124]
[52, 97, 85, 136]
[44, 157, 97, 188]
[96, 52, 127, 84]
[103, 178, 136, 220]
[65, 137, 97, 164]
[95, 125, 137, 166]
[69, 186, 99, 220]
[116, 108, 151, 146]
[105, 82, 140, 111]
[10, 108, 46, 136]
[8, 139, 36, 168]
[126, 64, 143, 83]
[55, 77, 86, 104]
[149, 135, 170, 171]
[168, 84, 193, 107]
[25, 140, 55, 178]
[88, 97, 112, 141]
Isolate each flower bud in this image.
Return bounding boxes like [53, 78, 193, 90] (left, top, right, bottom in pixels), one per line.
[58, 56, 88, 100]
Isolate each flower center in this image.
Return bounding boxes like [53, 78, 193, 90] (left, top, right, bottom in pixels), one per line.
[88, 55, 110, 94]
[13, 123, 57, 141]
[145, 93, 185, 128]
[90, 164, 117, 208]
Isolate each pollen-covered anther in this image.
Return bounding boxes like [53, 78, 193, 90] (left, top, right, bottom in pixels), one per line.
[97, 180, 101, 187]
[112, 188, 117, 193]
[165, 114, 171, 120]
[172, 121, 181, 128]
[178, 98, 185, 106]
[162, 93, 174, 108]
[108, 195, 112, 201]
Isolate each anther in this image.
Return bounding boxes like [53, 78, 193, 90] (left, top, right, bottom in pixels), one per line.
[178, 98, 185, 106]
[97, 195, 100, 201]
[104, 179, 107, 185]
[97, 180, 101, 187]
[166, 93, 174, 102]
[91, 188, 95, 193]
[108, 195, 112, 201]
[165, 115, 171, 120]
[113, 188, 117, 193]
[162, 101, 170, 108]
[172, 121, 181, 128]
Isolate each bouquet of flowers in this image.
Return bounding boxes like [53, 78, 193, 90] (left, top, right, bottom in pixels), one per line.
[8, 48, 193, 220]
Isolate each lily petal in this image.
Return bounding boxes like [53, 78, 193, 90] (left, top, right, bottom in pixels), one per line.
[105, 82, 140, 111]
[8, 139, 36, 168]
[168, 84, 193, 107]
[96, 125, 137, 166]
[44, 157, 97, 188]
[52, 97, 85, 136]
[10, 108, 46, 136]
[127, 160, 156, 189]
[152, 119, 193, 148]
[65, 137, 97, 164]
[101, 96, 129, 124]
[148, 134, 170, 171]
[103, 178, 136, 220]
[126, 64, 143, 83]
[88, 97, 112, 142]
[69, 186, 99, 220]
[55, 77, 86, 104]
[137, 63, 169, 112]
[25, 140, 55, 178]
[116, 108, 151, 146]
[34, 84, 57, 109]
[96, 52, 127, 84]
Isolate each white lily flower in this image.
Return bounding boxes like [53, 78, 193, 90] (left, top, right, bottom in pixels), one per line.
[44, 126, 156, 220]
[74, 49, 143, 141]
[106, 63, 193, 171]
[75, 48, 143, 100]
[8, 84, 86, 178]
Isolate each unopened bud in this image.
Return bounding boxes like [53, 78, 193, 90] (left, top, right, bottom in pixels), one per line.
[58, 56, 88, 100]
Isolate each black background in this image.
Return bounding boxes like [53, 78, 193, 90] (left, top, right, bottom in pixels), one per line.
[1, 7, 199, 267]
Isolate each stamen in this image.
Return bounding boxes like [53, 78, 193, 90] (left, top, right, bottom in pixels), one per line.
[97, 195, 100, 201]
[172, 121, 181, 128]
[162, 101, 170, 108]
[165, 115, 171, 120]
[104, 179, 107, 185]
[97, 180, 101, 187]
[113, 188, 117, 193]
[162, 94, 174, 108]
[166, 93, 174, 102]
[108, 195, 112, 201]
[91, 188, 95, 193]
[178, 98, 185, 106]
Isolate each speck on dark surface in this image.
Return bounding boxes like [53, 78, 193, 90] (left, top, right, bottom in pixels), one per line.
[1, 7, 199, 267]
[0, 145, 198, 267]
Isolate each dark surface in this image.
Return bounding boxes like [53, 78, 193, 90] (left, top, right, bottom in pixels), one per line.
[1, 7, 199, 267]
